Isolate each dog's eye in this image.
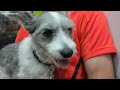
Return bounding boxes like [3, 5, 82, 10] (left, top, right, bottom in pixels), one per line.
[42, 30, 53, 37]
[66, 28, 72, 35]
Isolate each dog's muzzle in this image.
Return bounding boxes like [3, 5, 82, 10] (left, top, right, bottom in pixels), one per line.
[33, 50, 72, 69]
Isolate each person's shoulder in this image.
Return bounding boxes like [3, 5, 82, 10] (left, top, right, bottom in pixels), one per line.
[83, 11, 104, 15]
[84, 11, 105, 20]
[70, 11, 105, 20]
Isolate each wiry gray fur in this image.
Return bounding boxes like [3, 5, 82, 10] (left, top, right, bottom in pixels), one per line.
[0, 43, 19, 79]
[0, 11, 76, 79]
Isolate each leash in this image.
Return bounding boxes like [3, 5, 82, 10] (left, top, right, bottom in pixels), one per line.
[71, 57, 83, 79]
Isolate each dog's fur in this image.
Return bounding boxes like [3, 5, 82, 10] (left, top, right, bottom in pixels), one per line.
[0, 11, 76, 79]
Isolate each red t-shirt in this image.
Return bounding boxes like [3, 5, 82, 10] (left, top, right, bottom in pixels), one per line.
[15, 11, 116, 79]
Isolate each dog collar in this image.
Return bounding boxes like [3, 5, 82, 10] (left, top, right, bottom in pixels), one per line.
[33, 50, 55, 79]
[33, 50, 51, 66]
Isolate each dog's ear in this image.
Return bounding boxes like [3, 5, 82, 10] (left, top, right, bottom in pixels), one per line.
[5, 11, 37, 34]
[24, 19, 37, 34]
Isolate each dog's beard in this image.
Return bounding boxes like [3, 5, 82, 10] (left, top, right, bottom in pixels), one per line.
[32, 42, 69, 69]
[33, 47, 69, 69]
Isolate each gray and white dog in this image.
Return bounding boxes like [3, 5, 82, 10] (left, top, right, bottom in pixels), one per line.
[0, 11, 76, 79]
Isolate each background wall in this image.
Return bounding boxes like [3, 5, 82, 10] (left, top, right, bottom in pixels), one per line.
[104, 11, 120, 78]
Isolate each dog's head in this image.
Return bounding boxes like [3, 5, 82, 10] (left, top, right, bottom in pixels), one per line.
[26, 11, 76, 69]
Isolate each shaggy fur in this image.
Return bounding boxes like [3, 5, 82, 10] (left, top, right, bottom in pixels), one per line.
[0, 11, 76, 79]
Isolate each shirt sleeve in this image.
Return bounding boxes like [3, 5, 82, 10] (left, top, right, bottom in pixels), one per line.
[15, 26, 30, 43]
[77, 11, 117, 62]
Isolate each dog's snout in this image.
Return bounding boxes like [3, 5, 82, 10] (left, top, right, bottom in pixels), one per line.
[60, 48, 73, 58]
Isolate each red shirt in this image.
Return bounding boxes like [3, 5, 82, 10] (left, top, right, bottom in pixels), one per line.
[15, 11, 116, 79]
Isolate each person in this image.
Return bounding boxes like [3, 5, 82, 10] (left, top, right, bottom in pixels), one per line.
[15, 11, 117, 79]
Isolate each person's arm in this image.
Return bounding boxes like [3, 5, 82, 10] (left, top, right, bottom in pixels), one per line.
[78, 11, 116, 79]
[84, 54, 115, 79]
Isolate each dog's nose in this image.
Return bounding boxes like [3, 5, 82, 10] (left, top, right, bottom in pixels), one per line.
[60, 48, 73, 58]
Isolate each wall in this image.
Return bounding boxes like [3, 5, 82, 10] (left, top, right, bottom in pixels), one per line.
[104, 11, 120, 78]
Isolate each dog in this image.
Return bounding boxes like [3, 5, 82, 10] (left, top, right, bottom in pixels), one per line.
[0, 11, 76, 79]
